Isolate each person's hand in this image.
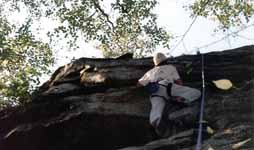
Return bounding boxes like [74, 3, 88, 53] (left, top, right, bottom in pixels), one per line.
[174, 96, 185, 103]
[174, 79, 183, 85]
[136, 82, 143, 87]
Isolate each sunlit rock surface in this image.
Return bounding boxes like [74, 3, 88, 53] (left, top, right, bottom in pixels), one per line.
[0, 45, 253, 150]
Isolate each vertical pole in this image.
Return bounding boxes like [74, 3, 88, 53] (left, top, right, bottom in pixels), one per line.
[196, 53, 205, 150]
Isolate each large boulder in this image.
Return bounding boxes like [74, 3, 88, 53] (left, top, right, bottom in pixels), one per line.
[0, 45, 253, 150]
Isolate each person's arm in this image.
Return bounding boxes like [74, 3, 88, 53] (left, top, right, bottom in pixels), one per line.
[137, 71, 151, 87]
[137, 63, 156, 88]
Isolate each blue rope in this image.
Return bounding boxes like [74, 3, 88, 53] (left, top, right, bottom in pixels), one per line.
[195, 53, 206, 150]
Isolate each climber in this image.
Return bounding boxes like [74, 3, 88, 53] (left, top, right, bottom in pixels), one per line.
[137, 52, 201, 137]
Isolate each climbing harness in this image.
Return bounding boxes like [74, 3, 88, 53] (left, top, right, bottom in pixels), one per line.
[195, 53, 206, 150]
[149, 83, 170, 101]
[145, 82, 160, 94]
[166, 83, 173, 97]
[145, 82, 172, 95]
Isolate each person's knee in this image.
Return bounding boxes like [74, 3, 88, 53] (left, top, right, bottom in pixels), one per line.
[188, 88, 201, 100]
[195, 89, 201, 99]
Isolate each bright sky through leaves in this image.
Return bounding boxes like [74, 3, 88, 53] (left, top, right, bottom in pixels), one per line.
[6, 0, 253, 68]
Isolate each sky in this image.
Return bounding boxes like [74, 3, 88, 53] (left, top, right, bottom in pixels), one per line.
[6, 0, 254, 68]
[47, 0, 254, 67]
[154, 0, 254, 55]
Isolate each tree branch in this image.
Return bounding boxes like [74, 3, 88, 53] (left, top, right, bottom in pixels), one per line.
[92, 0, 114, 29]
[84, 11, 96, 22]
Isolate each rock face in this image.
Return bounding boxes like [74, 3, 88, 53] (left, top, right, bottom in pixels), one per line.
[0, 45, 253, 150]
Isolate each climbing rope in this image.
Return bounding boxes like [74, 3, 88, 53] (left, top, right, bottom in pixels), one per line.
[195, 53, 206, 150]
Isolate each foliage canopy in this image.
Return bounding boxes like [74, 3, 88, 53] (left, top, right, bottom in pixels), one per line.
[2, 0, 253, 57]
[0, 15, 54, 109]
[190, 0, 254, 29]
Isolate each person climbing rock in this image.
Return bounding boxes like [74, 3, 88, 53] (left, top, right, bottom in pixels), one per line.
[137, 52, 201, 137]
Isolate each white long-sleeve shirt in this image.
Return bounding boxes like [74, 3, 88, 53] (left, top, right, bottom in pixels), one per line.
[138, 65, 180, 86]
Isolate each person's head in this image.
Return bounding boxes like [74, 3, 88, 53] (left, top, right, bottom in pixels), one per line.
[153, 53, 167, 66]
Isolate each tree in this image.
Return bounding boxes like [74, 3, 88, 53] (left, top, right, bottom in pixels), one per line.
[0, 0, 253, 109]
[190, 0, 254, 29]
[0, 15, 54, 109]
[1, 0, 253, 57]
[1, 0, 174, 58]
